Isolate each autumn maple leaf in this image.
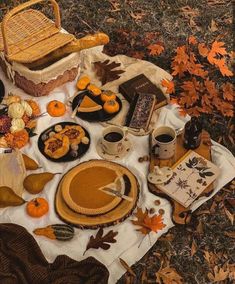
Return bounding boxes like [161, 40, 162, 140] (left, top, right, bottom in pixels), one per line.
[222, 82, 234, 101]
[198, 43, 209, 57]
[188, 35, 197, 45]
[204, 79, 219, 98]
[161, 79, 175, 94]
[148, 43, 165, 56]
[143, 215, 166, 233]
[212, 58, 233, 77]
[187, 52, 208, 78]
[131, 207, 166, 235]
[173, 45, 189, 64]
[208, 41, 227, 64]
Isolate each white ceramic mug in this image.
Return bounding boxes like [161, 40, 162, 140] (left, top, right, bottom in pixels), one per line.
[101, 126, 128, 155]
[152, 126, 176, 159]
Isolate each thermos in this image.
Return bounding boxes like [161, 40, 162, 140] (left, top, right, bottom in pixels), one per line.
[183, 117, 202, 149]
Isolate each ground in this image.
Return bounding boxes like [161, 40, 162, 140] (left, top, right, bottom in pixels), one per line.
[0, 0, 234, 283]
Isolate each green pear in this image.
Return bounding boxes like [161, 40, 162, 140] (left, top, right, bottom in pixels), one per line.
[0, 186, 25, 207]
[23, 172, 58, 194]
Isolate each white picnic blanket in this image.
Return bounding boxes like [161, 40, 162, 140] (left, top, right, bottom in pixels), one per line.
[0, 47, 234, 284]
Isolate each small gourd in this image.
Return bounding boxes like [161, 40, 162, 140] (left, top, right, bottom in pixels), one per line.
[87, 84, 102, 96]
[103, 99, 120, 114]
[47, 100, 66, 117]
[76, 76, 90, 90]
[101, 90, 116, 102]
[33, 224, 75, 241]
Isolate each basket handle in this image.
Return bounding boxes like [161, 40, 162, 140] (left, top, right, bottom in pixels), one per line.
[1, 0, 61, 56]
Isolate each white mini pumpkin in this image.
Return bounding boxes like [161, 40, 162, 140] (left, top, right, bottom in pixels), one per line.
[21, 100, 33, 117]
[10, 118, 25, 133]
[8, 103, 25, 119]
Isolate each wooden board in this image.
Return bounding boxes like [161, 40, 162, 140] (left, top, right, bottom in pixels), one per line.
[148, 131, 214, 225]
[55, 160, 139, 229]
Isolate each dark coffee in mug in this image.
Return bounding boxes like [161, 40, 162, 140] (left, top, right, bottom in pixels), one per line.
[104, 132, 123, 142]
[155, 134, 173, 143]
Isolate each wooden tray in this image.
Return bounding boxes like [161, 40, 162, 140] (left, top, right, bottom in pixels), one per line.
[55, 160, 139, 229]
[148, 131, 214, 225]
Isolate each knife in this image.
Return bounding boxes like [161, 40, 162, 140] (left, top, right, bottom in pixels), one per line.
[99, 187, 133, 202]
[71, 94, 84, 118]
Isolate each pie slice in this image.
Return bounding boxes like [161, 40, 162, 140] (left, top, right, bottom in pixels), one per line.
[77, 95, 102, 113]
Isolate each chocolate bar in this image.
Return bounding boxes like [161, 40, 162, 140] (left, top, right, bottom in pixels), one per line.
[119, 74, 167, 110]
[126, 92, 156, 130]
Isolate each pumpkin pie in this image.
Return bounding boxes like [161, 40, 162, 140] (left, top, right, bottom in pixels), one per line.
[61, 161, 125, 215]
[77, 95, 102, 113]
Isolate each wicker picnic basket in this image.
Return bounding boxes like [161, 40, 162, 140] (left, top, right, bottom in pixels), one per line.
[0, 0, 109, 97]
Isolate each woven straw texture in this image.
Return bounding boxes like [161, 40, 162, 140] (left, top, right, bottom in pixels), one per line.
[0, 5, 74, 63]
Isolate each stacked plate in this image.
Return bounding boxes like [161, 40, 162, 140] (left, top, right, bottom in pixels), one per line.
[55, 160, 139, 229]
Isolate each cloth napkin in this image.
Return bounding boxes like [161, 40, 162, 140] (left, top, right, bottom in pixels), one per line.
[0, 47, 234, 284]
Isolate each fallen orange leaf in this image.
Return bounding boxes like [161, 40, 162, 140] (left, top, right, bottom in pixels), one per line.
[131, 207, 166, 235]
[188, 35, 197, 45]
[147, 43, 165, 56]
[161, 79, 175, 94]
[198, 43, 209, 57]
[222, 82, 234, 101]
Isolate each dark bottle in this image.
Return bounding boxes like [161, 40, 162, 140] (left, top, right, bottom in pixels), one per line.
[183, 117, 202, 149]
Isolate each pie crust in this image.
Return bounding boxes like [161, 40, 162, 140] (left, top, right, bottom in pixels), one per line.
[44, 134, 70, 159]
[59, 125, 85, 144]
[61, 161, 126, 215]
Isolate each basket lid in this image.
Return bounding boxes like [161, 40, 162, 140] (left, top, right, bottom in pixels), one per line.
[0, 9, 74, 63]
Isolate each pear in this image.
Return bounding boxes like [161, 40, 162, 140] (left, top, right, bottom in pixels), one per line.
[0, 186, 25, 207]
[23, 172, 58, 194]
[22, 154, 40, 170]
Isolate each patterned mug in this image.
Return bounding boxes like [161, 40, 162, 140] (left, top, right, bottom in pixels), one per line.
[101, 126, 128, 155]
[152, 126, 176, 159]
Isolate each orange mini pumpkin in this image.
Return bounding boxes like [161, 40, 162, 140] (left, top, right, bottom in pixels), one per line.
[87, 84, 102, 96]
[76, 76, 90, 90]
[101, 90, 116, 102]
[103, 99, 120, 114]
[26, 198, 49, 218]
[47, 100, 66, 117]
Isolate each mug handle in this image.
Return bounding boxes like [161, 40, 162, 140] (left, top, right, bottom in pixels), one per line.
[152, 144, 159, 157]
